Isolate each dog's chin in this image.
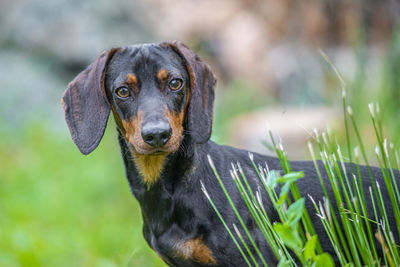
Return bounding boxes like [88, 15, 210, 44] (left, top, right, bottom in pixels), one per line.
[126, 133, 183, 156]
[129, 143, 179, 156]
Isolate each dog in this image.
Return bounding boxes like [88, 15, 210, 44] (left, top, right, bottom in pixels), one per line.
[62, 41, 396, 266]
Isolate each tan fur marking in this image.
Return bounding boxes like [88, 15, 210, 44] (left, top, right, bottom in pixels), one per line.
[121, 115, 139, 146]
[175, 237, 217, 265]
[61, 98, 66, 111]
[126, 73, 137, 85]
[157, 69, 168, 81]
[165, 109, 184, 148]
[132, 153, 167, 187]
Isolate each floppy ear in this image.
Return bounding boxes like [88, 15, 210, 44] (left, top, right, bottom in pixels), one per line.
[61, 49, 118, 155]
[168, 41, 217, 143]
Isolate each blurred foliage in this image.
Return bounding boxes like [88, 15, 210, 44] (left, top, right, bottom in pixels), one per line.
[0, 123, 165, 267]
[327, 28, 400, 150]
[212, 79, 274, 144]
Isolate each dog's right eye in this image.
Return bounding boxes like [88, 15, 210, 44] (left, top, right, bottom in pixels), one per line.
[115, 87, 131, 99]
[168, 78, 183, 91]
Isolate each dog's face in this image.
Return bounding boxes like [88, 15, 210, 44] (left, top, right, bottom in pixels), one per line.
[62, 42, 216, 156]
[105, 45, 189, 155]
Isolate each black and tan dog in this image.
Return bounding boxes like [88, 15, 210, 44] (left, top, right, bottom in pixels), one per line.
[62, 41, 395, 266]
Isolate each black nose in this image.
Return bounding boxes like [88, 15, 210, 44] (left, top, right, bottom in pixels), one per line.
[141, 121, 172, 148]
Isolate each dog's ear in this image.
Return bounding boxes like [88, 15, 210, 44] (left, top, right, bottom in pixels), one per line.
[62, 49, 118, 155]
[167, 41, 217, 143]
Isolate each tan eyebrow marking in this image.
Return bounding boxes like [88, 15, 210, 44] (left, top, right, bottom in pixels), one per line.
[126, 73, 137, 84]
[157, 69, 168, 81]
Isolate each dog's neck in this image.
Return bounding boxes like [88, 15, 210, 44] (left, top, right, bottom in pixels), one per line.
[131, 153, 168, 188]
[117, 129, 196, 195]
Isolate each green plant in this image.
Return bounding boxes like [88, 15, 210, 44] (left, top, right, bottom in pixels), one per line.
[202, 54, 400, 266]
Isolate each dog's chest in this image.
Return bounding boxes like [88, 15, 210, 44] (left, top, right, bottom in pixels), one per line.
[144, 223, 217, 266]
[140, 190, 217, 266]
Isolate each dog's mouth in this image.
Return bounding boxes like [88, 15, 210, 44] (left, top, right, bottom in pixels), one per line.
[127, 140, 180, 155]
[138, 148, 169, 155]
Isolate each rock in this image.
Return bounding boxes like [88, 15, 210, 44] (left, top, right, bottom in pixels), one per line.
[228, 107, 339, 159]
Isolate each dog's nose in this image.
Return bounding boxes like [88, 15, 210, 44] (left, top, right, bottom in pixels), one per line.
[141, 121, 172, 148]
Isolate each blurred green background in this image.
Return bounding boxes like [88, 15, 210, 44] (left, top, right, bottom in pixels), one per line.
[1, 0, 400, 266]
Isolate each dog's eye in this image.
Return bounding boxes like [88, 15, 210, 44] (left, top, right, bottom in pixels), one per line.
[115, 87, 131, 98]
[168, 79, 183, 91]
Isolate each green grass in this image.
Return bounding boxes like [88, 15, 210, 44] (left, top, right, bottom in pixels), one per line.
[0, 123, 165, 267]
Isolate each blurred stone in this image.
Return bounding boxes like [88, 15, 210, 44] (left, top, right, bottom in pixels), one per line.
[0, 0, 153, 65]
[263, 43, 325, 104]
[228, 107, 339, 159]
[144, 0, 396, 102]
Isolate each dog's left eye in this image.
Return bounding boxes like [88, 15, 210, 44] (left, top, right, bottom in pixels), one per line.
[168, 79, 183, 91]
[115, 87, 131, 98]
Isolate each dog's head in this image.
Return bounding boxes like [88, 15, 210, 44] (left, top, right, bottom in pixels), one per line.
[62, 41, 216, 155]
